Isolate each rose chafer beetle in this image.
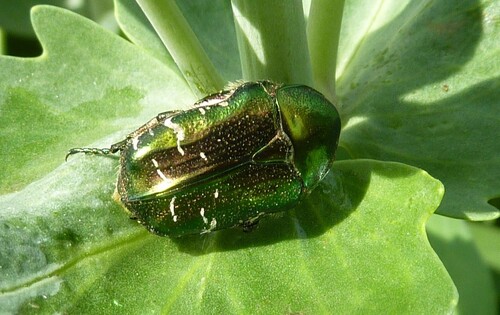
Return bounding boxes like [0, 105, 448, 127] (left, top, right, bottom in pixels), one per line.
[67, 81, 341, 236]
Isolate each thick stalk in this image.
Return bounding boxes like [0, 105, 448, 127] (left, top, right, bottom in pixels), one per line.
[136, 0, 224, 97]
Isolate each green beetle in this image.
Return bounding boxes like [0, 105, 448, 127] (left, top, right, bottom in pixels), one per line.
[67, 81, 341, 236]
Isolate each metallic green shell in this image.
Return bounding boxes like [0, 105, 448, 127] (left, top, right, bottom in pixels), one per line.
[109, 81, 340, 236]
[276, 85, 341, 190]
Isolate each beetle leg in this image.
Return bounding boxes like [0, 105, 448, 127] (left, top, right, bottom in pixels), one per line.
[65, 147, 113, 161]
[109, 139, 128, 153]
[65, 140, 127, 161]
[241, 214, 263, 233]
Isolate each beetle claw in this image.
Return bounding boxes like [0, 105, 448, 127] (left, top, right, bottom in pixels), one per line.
[241, 216, 261, 233]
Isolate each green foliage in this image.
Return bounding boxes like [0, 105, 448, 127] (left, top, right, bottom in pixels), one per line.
[0, 0, 498, 313]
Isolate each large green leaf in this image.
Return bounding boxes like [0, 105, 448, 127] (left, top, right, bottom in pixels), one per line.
[0, 6, 456, 313]
[337, 0, 499, 220]
[6, 1, 500, 312]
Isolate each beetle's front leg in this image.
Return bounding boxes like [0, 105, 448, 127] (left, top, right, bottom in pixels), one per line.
[109, 139, 128, 153]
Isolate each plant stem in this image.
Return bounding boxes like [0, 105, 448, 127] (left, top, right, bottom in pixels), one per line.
[136, 0, 224, 97]
[231, 0, 313, 86]
[307, 0, 345, 103]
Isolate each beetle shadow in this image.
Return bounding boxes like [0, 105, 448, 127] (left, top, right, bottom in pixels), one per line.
[170, 163, 369, 255]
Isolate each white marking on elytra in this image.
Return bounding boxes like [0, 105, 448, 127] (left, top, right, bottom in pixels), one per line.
[170, 197, 177, 222]
[151, 178, 174, 193]
[198, 98, 222, 107]
[214, 189, 219, 198]
[148, 128, 155, 136]
[198, 107, 206, 115]
[164, 117, 185, 155]
[135, 146, 151, 159]
[152, 158, 174, 189]
[157, 169, 169, 182]
[151, 158, 159, 168]
[200, 207, 208, 224]
[210, 218, 217, 230]
[132, 137, 139, 150]
[200, 152, 208, 161]
[219, 101, 229, 107]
